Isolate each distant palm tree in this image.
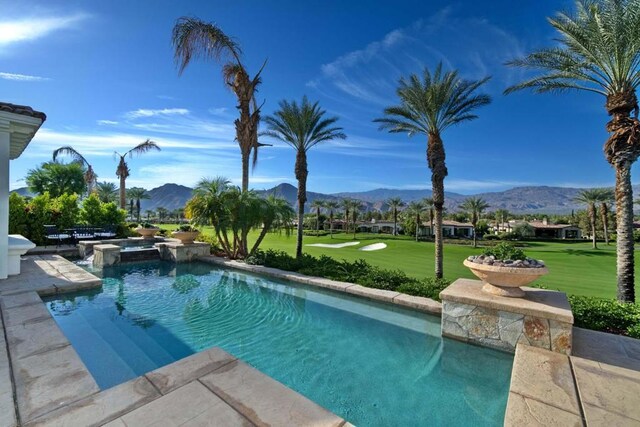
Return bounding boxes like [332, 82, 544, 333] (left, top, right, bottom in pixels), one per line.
[115, 140, 160, 209]
[349, 199, 364, 239]
[505, 0, 640, 302]
[156, 207, 169, 223]
[52, 146, 97, 193]
[386, 197, 405, 236]
[324, 200, 340, 239]
[598, 189, 615, 245]
[95, 181, 119, 203]
[127, 187, 150, 222]
[310, 199, 325, 233]
[423, 197, 435, 237]
[172, 17, 267, 192]
[575, 189, 604, 249]
[145, 210, 154, 221]
[459, 197, 490, 248]
[406, 201, 426, 242]
[494, 208, 510, 233]
[341, 198, 352, 235]
[263, 96, 346, 258]
[375, 63, 491, 278]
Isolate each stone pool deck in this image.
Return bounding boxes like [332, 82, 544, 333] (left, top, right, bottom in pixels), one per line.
[0, 256, 350, 426]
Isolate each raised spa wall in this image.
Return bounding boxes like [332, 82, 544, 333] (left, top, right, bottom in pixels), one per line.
[87, 238, 210, 268]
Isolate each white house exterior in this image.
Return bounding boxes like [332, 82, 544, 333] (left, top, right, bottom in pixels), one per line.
[418, 220, 474, 238]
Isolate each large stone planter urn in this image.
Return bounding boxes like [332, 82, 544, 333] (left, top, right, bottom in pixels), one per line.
[463, 259, 548, 297]
[135, 227, 160, 239]
[171, 230, 200, 244]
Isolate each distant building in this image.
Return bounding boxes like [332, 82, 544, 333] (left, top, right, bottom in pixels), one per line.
[418, 220, 475, 238]
[490, 218, 582, 239]
[357, 219, 401, 234]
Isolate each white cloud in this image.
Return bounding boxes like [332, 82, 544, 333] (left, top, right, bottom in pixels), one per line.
[97, 120, 118, 126]
[208, 107, 228, 116]
[0, 13, 88, 47]
[0, 72, 49, 81]
[125, 108, 190, 119]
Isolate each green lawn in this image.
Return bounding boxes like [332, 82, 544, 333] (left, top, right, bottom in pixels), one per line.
[158, 224, 634, 299]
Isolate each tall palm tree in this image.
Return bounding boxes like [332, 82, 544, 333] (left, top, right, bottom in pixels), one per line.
[126, 187, 150, 222]
[156, 207, 169, 223]
[494, 208, 510, 233]
[575, 189, 603, 249]
[349, 199, 364, 239]
[310, 199, 325, 233]
[324, 200, 339, 239]
[115, 140, 160, 209]
[172, 17, 267, 192]
[341, 198, 352, 235]
[249, 195, 295, 256]
[263, 96, 346, 258]
[95, 181, 119, 203]
[506, 0, 640, 302]
[598, 188, 615, 245]
[52, 146, 97, 193]
[459, 197, 490, 248]
[423, 197, 435, 237]
[145, 210, 154, 221]
[375, 64, 491, 278]
[406, 201, 426, 242]
[386, 197, 405, 236]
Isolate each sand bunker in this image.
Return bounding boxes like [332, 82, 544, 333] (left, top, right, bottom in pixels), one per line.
[358, 243, 387, 251]
[306, 242, 360, 249]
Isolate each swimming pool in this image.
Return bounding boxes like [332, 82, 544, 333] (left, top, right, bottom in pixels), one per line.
[44, 261, 513, 426]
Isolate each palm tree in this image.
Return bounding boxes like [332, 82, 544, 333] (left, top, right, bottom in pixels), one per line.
[310, 199, 325, 234]
[575, 189, 603, 249]
[249, 195, 295, 256]
[172, 17, 267, 192]
[145, 210, 154, 221]
[406, 201, 426, 242]
[341, 198, 352, 235]
[126, 187, 150, 222]
[52, 146, 97, 193]
[375, 64, 491, 278]
[386, 197, 405, 236]
[598, 189, 615, 245]
[95, 181, 119, 203]
[494, 208, 510, 233]
[349, 199, 364, 239]
[263, 96, 346, 258]
[423, 197, 435, 237]
[459, 197, 490, 248]
[505, 0, 640, 302]
[114, 140, 160, 209]
[156, 207, 169, 223]
[324, 200, 339, 239]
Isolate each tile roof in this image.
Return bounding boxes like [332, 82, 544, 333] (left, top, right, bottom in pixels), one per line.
[0, 102, 47, 121]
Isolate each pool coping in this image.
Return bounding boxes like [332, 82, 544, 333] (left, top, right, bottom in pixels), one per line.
[0, 255, 351, 426]
[199, 255, 443, 315]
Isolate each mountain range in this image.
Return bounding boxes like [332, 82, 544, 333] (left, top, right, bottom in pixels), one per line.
[11, 182, 627, 214]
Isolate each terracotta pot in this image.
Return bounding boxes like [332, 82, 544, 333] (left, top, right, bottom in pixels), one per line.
[171, 230, 200, 244]
[135, 227, 160, 239]
[463, 259, 549, 298]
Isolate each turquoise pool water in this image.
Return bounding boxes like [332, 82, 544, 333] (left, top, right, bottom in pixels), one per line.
[44, 261, 513, 426]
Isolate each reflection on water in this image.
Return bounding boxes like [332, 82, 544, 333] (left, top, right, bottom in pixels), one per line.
[46, 261, 513, 427]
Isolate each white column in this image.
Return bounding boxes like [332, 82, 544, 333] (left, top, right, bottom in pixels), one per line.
[0, 120, 9, 279]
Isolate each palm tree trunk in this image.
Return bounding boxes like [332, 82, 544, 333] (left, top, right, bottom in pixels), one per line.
[316, 208, 320, 233]
[428, 132, 447, 279]
[119, 176, 126, 209]
[393, 209, 397, 236]
[601, 203, 609, 245]
[415, 214, 420, 242]
[295, 151, 308, 259]
[330, 212, 334, 239]
[241, 152, 250, 193]
[472, 222, 477, 248]
[249, 221, 272, 257]
[589, 204, 597, 249]
[615, 161, 635, 302]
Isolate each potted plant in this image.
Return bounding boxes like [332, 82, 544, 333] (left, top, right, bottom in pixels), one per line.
[171, 224, 200, 244]
[135, 222, 160, 239]
[463, 242, 548, 297]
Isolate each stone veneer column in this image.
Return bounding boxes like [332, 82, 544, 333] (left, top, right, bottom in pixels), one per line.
[93, 244, 121, 267]
[440, 279, 574, 354]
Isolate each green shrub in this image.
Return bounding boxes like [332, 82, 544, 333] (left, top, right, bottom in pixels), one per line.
[9, 193, 28, 236]
[482, 242, 526, 260]
[397, 278, 451, 301]
[483, 234, 500, 241]
[569, 295, 640, 336]
[197, 234, 218, 254]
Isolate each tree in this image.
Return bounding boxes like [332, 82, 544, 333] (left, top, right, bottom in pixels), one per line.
[114, 140, 160, 209]
[341, 198, 352, 235]
[423, 197, 435, 237]
[95, 181, 118, 203]
[459, 197, 490, 248]
[310, 199, 325, 233]
[494, 208, 510, 233]
[575, 189, 604, 249]
[386, 197, 405, 236]
[172, 17, 268, 192]
[26, 161, 87, 197]
[126, 187, 150, 222]
[52, 146, 97, 193]
[406, 201, 426, 242]
[598, 189, 615, 245]
[375, 64, 491, 278]
[324, 201, 339, 239]
[506, 0, 640, 302]
[263, 96, 346, 258]
[156, 207, 169, 223]
[348, 199, 364, 239]
[249, 195, 295, 256]
[145, 210, 154, 221]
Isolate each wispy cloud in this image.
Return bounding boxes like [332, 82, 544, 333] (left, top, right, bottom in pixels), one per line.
[0, 72, 49, 82]
[97, 120, 118, 126]
[125, 108, 190, 119]
[0, 13, 88, 49]
[308, 8, 524, 109]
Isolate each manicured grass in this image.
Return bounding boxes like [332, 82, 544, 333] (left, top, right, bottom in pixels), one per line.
[156, 224, 634, 299]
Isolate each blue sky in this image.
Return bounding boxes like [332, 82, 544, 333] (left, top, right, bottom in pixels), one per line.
[1, 0, 625, 194]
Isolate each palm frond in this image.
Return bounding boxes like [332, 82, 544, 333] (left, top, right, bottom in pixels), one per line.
[126, 139, 161, 158]
[52, 146, 89, 167]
